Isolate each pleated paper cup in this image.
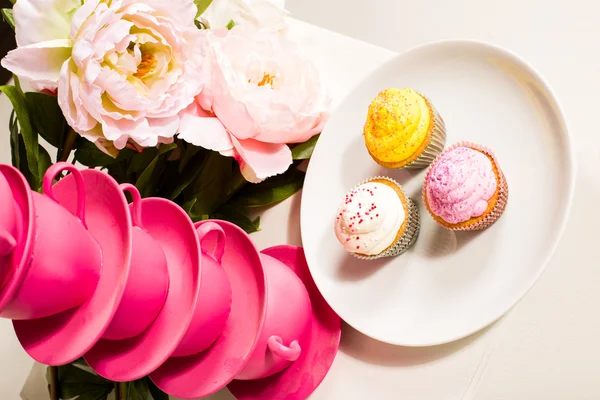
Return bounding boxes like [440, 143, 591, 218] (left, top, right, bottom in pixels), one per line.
[353, 177, 421, 260]
[422, 142, 509, 231]
[404, 99, 447, 169]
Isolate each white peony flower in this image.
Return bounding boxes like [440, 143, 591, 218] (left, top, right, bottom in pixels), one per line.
[2, 0, 205, 151]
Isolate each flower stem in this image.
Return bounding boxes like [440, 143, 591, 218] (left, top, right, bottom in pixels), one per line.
[58, 129, 78, 163]
[114, 382, 121, 399]
[49, 366, 59, 400]
[114, 381, 129, 400]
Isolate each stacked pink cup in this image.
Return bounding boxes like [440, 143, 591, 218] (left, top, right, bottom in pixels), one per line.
[0, 162, 341, 400]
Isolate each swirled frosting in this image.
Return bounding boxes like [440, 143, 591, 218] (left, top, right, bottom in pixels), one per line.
[425, 147, 497, 224]
[364, 88, 431, 165]
[334, 181, 405, 255]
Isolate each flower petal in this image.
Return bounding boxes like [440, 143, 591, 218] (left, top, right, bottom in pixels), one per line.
[93, 19, 134, 56]
[178, 102, 233, 152]
[58, 58, 98, 133]
[231, 136, 292, 183]
[13, 0, 81, 46]
[138, 0, 199, 28]
[94, 137, 120, 158]
[70, 0, 101, 39]
[1, 39, 72, 92]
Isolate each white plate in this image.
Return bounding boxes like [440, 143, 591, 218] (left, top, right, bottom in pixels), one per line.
[300, 40, 575, 346]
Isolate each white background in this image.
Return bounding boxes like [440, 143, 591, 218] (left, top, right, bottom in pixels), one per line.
[2, 0, 600, 399]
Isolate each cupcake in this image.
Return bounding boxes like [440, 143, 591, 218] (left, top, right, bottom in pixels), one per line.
[334, 177, 420, 259]
[423, 142, 508, 231]
[363, 88, 446, 169]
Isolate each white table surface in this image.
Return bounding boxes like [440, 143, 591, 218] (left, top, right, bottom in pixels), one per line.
[2, 11, 599, 400]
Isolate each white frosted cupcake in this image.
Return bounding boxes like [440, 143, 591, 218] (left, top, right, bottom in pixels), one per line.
[334, 177, 420, 260]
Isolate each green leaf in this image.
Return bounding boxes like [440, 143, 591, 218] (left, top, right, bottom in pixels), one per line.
[72, 358, 90, 368]
[179, 144, 203, 173]
[14, 140, 50, 193]
[25, 92, 66, 148]
[127, 147, 158, 175]
[9, 110, 19, 168]
[214, 204, 260, 233]
[230, 168, 305, 208]
[46, 365, 113, 400]
[0, 85, 40, 185]
[1, 9, 14, 30]
[37, 144, 52, 183]
[194, 0, 213, 17]
[291, 134, 320, 160]
[16, 135, 41, 190]
[146, 377, 169, 400]
[157, 143, 178, 156]
[13, 75, 24, 97]
[226, 19, 235, 30]
[227, 167, 247, 197]
[110, 147, 138, 181]
[183, 197, 197, 215]
[183, 151, 233, 218]
[135, 143, 177, 197]
[167, 147, 207, 200]
[127, 379, 150, 400]
[74, 139, 116, 168]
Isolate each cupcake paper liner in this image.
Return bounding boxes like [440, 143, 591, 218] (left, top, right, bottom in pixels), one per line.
[404, 105, 447, 169]
[353, 176, 421, 260]
[422, 141, 509, 231]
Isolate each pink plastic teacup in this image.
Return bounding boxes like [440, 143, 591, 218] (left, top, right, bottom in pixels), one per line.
[170, 222, 232, 358]
[235, 253, 312, 381]
[102, 184, 170, 341]
[0, 171, 18, 260]
[0, 171, 19, 289]
[1, 163, 102, 320]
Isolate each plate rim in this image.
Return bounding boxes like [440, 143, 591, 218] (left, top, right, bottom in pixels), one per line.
[300, 38, 577, 347]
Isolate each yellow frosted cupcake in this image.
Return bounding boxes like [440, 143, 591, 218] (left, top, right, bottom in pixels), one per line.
[363, 88, 446, 169]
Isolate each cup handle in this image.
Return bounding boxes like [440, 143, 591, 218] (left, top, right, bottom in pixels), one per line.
[196, 222, 226, 264]
[267, 336, 301, 362]
[0, 228, 16, 257]
[43, 162, 88, 229]
[120, 184, 144, 228]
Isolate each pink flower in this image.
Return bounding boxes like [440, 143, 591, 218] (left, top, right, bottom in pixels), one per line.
[179, 26, 330, 182]
[3, 0, 205, 150]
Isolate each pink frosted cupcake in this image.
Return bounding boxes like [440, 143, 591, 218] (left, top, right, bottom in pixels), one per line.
[422, 142, 508, 231]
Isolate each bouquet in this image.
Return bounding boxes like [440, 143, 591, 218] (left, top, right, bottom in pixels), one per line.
[0, 0, 329, 398]
[1, 0, 329, 232]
